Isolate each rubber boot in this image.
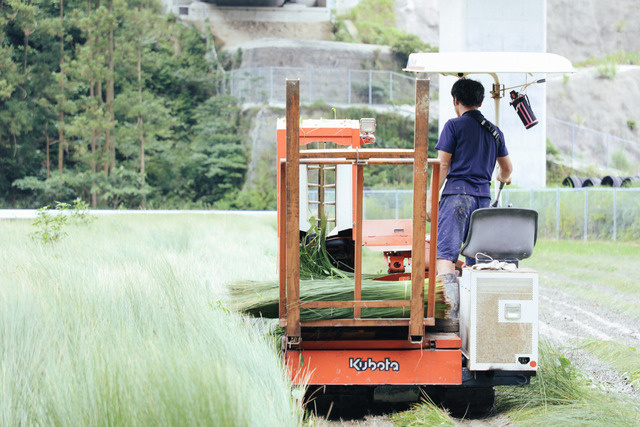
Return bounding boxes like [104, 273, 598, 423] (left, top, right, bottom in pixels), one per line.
[435, 273, 459, 332]
[439, 273, 459, 320]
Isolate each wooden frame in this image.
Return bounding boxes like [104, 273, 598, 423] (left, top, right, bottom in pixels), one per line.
[280, 78, 439, 343]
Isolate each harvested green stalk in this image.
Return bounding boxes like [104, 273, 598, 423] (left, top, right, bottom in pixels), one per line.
[299, 216, 350, 280]
[233, 217, 449, 320]
[229, 277, 449, 320]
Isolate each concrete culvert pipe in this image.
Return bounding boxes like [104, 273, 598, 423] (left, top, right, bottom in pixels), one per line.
[562, 176, 584, 188]
[601, 175, 624, 187]
[582, 177, 601, 187]
[622, 176, 640, 187]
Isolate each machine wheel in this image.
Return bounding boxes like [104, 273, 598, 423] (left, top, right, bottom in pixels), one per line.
[324, 236, 355, 271]
[422, 386, 495, 419]
[304, 385, 373, 420]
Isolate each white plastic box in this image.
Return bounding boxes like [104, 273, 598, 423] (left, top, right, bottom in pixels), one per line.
[460, 269, 538, 371]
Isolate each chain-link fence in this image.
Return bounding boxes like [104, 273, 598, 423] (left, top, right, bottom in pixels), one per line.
[360, 188, 640, 241]
[547, 117, 640, 174]
[225, 67, 431, 105]
[225, 67, 640, 173]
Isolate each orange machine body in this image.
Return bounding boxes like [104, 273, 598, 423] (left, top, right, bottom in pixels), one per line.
[286, 335, 462, 386]
[276, 80, 535, 394]
[276, 113, 456, 387]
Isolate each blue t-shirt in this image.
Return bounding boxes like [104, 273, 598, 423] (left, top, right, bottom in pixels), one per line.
[435, 110, 508, 198]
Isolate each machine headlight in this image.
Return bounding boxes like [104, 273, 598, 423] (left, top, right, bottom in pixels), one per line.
[360, 118, 376, 133]
[504, 303, 522, 320]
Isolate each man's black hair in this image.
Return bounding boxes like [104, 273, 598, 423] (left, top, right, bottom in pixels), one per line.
[451, 78, 484, 107]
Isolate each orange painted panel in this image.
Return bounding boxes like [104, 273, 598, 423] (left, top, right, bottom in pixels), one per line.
[287, 349, 462, 385]
[434, 336, 462, 349]
[300, 127, 358, 146]
[363, 219, 413, 247]
[362, 219, 431, 252]
[299, 335, 461, 350]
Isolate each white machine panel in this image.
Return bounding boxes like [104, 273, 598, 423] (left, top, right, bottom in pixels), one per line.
[460, 269, 538, 371]
[299, 165, 310, 232]
[335, 164, 353, 233]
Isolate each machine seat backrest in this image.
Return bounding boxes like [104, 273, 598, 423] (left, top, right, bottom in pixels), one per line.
[460, 207, 538, 261]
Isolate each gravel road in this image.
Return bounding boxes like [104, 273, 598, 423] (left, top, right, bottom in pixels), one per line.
[538, 270, 640, 397]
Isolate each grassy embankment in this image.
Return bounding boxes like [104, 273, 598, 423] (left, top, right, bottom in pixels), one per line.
[0, 214, 303, 426]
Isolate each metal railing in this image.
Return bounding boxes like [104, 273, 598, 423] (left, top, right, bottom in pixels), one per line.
[224, 66, 435, 105]
[360, 188, 640, 241]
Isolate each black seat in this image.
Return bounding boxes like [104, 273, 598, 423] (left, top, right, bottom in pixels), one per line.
[460, 207, 538, 265]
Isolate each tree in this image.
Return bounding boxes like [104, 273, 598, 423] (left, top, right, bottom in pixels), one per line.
[190, 96, 247, 205]
[1, 0, 56, 205]
[3, 0, 232, 209]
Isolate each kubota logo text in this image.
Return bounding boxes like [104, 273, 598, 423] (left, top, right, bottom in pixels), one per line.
[348, 357, 400, 372]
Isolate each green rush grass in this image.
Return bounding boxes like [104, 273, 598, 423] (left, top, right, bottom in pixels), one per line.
[0, 214, 303, 426]
[388, 395, 454, 426]
[236, 216, 448, 321]
[582, 339, 640, 388]
[495, 340, 640, 425]
[229, 277, 449, 320]
[522, 239, 640, 319]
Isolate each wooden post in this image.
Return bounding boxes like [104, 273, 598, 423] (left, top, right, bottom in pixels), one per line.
[354, 163, 364, 318]
[285, 80, 301, 338]
[279, 161, 287, 320]
[409, 78, 429, 341]
[427, 162, 439, 319]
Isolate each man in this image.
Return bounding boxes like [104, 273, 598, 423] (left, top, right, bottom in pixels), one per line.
[426, 78, 513, 321]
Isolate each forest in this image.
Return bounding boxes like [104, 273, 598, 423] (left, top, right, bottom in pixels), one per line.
[0, 0, 248, 209]
[1, 0, 439, 211]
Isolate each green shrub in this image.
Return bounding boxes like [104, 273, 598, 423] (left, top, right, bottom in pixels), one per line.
[30, 198, 95, 243]
[627, 118, 636, 130]
[546, 138, 561, 157]
[597, 60, 617, 79]
[353, 80, 389, 103]
[391, 33, 437, 66]
[611, 149, 632, 174]
[30, 205, 69, 243]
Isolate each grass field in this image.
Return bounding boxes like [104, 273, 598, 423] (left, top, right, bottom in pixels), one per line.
[0, 214, 302, 426]
[2, 213, 639, 425]
[523, 239, 640, 319]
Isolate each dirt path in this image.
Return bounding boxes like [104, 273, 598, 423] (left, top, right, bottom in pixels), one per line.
[537, 270, 640, 397]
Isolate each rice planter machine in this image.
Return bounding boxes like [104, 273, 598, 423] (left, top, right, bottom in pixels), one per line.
[276, 52, 574, 415]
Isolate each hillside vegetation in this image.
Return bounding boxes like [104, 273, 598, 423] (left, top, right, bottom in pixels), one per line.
[332, 0, 436, 67]
[0, 0, 247, 209]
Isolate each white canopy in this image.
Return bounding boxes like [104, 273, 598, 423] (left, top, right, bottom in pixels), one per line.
[405, 52, 575, 74]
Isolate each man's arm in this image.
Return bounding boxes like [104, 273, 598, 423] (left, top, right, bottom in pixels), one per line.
[496, 155, 513, 184]
[426, 150, 451, 222]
